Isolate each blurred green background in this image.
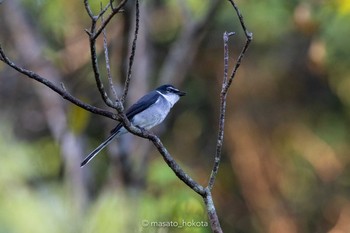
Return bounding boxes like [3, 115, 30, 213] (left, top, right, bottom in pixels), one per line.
[1, 0, 350, 232]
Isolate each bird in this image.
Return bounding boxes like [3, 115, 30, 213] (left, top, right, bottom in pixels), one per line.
[80, 84, 186, 167]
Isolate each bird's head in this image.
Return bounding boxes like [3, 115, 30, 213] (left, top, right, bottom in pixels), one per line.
[156, 84, 186, 106]
[156, 84, 186, 97]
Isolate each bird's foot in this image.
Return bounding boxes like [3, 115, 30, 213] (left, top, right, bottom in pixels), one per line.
[136, 125, 147, 135]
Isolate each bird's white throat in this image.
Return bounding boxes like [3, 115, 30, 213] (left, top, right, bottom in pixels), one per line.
[157, 91, 180, 107]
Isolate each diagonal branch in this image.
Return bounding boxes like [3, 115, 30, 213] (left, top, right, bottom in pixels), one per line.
[0, 45, 118, 121]
[112, 113, 206, 195]
[148, 134, 205, 195]
[226, 0, 253, 90]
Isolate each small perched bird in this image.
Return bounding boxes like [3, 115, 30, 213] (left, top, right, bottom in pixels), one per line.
[80, 84, 186, 167]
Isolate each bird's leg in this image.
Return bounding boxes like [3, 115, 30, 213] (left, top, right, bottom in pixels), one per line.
[136, 125, 148, 136]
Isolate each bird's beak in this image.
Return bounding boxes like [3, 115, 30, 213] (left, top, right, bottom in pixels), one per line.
[177, 90, 186, 97]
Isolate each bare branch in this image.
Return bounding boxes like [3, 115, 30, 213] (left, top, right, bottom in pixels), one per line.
[204, 188, 222, 233]
[84, 0, 119, 22]
[0, 45, 118, 121]
[148, 134, 205, 195]
[226, 0, 253, 90]
[117, 113, 205, 195]
[203, 2, 252, 231]
[101, 3, 119, 101]
[121, 0, 140, 103]
[93, 0, 128, 40]
[208, 31, 235, 190]
[228, 0, 253, 40]
[88, 34, 118, 108]
[83, 0, 94, 19]
[208, 0, 252, 192]
[84, 2, 124, 111]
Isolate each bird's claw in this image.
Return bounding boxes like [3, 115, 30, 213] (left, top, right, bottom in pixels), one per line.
[136, 125, 147, 135]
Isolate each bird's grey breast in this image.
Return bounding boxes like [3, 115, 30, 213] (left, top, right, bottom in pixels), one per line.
[131, 95, 171, 130]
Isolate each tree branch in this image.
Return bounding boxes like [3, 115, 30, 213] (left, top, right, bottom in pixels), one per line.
[121, 0, 140, 103]
[87, 0, 128, 40]
[208, 31, 235, 190]
[84, 0, 125, 111]
[208, 0, 252, 191]
[226, 0, 253, 90]
[203, 1, 252, 232]
[115, 113, 206, 195]
[101, 3, 119, 101]
[204, 188, 222, 233]
[0, 45, 118, 121]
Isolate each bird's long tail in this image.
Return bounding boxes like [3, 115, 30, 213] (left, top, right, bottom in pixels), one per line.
[80, 130, 119, 167]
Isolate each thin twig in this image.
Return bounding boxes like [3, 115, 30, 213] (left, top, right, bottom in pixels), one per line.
[110, 0, 115, 11]
[228, 0, 253, 40]
[97, 0, 115, 19]
[92, 0, 128, 40]
[226, 0, 253, 90]
[208, 31, 235, 190]
[226, 38, 251, 90]
[121, 0, 140, 103]
[101, 3, 119, 101]
[85, 1, 124, 112]
[84, 0, 117, 21]
[83, 0, 94, 19]
[88, 34, 115, 107]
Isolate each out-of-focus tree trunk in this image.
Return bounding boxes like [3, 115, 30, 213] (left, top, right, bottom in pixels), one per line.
[2, 0, 87, 213]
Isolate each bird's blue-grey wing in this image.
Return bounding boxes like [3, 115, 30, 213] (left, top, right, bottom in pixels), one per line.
[110, 91, 159, 134]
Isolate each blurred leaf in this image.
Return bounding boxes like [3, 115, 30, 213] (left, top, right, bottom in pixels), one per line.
[337, 0, 350, 14]
[84, 190, 137, 233]
[148, 158, 178, 187]
[68, 102, 90, 135]
[0, 125, 75, 233]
